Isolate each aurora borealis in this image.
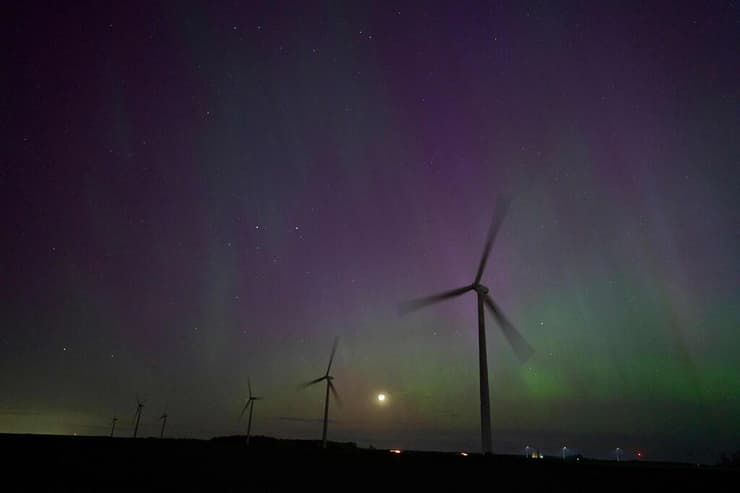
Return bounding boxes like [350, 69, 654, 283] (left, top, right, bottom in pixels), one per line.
[2, 1, 738, 463]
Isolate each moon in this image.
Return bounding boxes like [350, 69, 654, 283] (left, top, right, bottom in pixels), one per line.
[377, 393, 387, 402]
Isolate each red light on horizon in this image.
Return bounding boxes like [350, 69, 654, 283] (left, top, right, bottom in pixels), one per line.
[636, 451, 642, 458]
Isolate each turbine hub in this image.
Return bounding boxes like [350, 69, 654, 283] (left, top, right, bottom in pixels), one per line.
[474, 284, 489, 294]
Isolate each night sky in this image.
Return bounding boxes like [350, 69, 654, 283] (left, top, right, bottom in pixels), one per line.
[2, 1, 739, 464]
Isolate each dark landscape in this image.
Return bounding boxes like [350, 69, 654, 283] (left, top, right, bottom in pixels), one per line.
[2, 433, 738, 490]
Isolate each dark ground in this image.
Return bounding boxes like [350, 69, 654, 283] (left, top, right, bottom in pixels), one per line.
[1, 433, 737, 491]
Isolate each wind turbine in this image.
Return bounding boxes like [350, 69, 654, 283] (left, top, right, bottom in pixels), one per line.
[239, 377, 262, 446]
[132, 396, 145, 438]
[159, 404, 168, 439]
[110, 416, 118, 437]
[399, 199, 534, 454]
[299, 337, 342, 449]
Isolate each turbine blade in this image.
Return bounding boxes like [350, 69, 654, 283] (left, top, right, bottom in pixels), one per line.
[326, 337, 339, 375]
[484, 295, 534, 362]
[474, 197, 510, 285]
[239, 399, 252, 420]
[398, 285, 473, 314]
[298, 376, 326, 390]
[329, 381, 343, 408]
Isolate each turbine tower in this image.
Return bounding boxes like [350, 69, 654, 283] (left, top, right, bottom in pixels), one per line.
[399, 199, 534, 454]
[132, 396, 145, 438]
[239, 377, 262, 446]
[300, 337, 342, 449]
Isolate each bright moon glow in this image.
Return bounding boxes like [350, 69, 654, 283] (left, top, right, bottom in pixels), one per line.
[377, 393, 386, 402]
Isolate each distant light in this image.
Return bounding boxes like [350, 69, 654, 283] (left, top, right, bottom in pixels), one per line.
[377, 393, 386, 402]
[390, 449, 402, 454]
[459, 452, 468, 457]
[637, 451, 642, 458]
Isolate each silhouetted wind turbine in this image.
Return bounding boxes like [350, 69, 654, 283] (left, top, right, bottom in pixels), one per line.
[399, 199, 534, 454]
[132, 396, 145, 438]
[159, 404, 168, 439]
[110, 416, 118, 437]
[239, 377, 262, 446]
[299, 337, 342, 449]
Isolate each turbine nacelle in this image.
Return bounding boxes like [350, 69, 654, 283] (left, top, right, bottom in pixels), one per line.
[473, 284, 489, 295]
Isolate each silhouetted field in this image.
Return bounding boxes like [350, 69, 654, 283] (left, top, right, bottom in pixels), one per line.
[1, 433, 736, 490]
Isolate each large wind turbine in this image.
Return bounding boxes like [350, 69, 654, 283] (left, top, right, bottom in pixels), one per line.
[399, 199, 534, 454]
[300, 337, 342, 449]
[239, 377, 262, 446]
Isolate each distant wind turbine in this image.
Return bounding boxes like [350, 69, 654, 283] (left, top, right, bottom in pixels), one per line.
[399, 198, 534, 454]
[110, 416, 118, 437]
[299, 337, 342, 449]
[239, 377, 262, 446]
[132, 395, 145, 438]
[159, 404, 168, 439]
